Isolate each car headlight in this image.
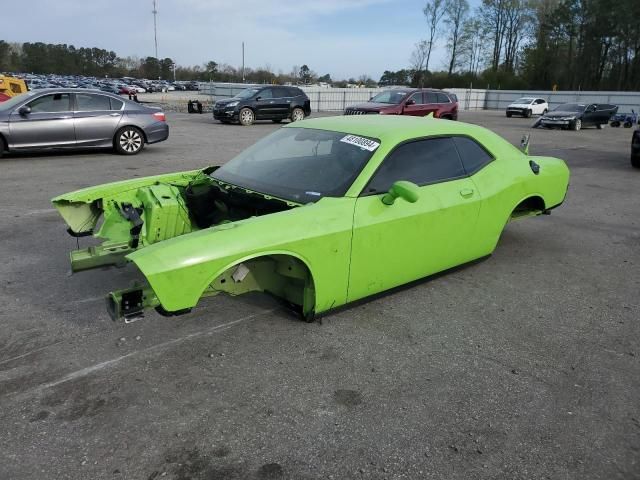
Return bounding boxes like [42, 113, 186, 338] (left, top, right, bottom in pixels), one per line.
[226, 101, 239, 108]
[560, 116, 576, 121]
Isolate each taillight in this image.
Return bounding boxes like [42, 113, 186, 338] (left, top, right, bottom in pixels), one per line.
[153, 112, 166, 122]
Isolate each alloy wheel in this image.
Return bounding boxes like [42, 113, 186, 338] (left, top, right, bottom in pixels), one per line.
[119, 128, 143, 154]
[291, 108, 305, 122]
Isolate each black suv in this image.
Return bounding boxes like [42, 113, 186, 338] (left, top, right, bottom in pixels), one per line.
[213, 86, 311, 125]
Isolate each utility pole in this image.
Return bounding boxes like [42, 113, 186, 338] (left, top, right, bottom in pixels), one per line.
[242, 42, 245, 83]
[152, 0, 159, 79]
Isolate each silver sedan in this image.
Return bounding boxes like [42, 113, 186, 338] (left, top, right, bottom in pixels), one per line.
[0, 89, 169, 156]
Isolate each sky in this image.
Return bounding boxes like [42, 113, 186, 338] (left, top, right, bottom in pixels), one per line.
[3, 0, 480, 80]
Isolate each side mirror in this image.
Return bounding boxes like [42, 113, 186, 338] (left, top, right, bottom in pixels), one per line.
[18, 105, 31, 116]
[255, 96, 262, 101]
[405, 99, 415, 106]
[382, 181, 420, 205]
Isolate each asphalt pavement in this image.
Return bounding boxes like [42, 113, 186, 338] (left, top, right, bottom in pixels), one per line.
[0, 111, 638, 480]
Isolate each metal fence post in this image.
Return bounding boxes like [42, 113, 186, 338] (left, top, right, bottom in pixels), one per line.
[343, 91, 346, 111]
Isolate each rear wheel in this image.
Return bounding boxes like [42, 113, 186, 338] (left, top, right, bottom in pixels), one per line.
[0, 136, 5, 158]
[114, 126, 144, 155]
[506, 112, 512, 118]
[632, 154, 640, 168]
[597, 123, 603, 129]
[239, 107, 255, 126]
[525, 109, 532, 118]
[290, 107, 305, 122]
[542, 108, 548, 115]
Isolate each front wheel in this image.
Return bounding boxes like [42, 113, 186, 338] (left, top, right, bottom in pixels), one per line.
[632, 153, 640, 168]
[0, 136, 5, 158]
[525, 109, 532, 118]
[290, 107, 305, 122]
[115, 126, 144, 155]
[506, 112, 512, 118]
[571, 119, 582, 131]
[542, 109, 548, 115]
[239, 107, 255, 126]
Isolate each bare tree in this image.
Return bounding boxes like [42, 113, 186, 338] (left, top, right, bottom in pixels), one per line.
[423, 0, 446, 73]
[444, 0, 470, 75]
[409, 40, 429, 86]
[458, 17, 489, 76]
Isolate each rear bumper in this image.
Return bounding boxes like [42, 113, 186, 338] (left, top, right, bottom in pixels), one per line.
[145, 122, 169, 144]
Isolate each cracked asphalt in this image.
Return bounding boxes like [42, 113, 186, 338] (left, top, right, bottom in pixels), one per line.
[0, 111, 638, 479]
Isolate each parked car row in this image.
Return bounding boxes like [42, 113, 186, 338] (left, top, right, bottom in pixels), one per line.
[3, 72, 199, 94]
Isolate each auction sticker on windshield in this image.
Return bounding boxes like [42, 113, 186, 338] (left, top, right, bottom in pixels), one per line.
[340, 135, 380, 152]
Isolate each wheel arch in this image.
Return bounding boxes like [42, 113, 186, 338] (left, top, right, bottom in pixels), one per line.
[510, 194, 546, 219]
[113, 124, 148, 147]
[197, 249, 317, 317]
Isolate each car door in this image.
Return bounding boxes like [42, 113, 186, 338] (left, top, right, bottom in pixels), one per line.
[347, 137, 482, 302]
[253, 88, 275, 119]
[402, 92, 426, 116]
[8, 93, 75, 149]
[583, 104, 598, 125]
[73, 93, 124, 146]
[271, 87, 292, 118]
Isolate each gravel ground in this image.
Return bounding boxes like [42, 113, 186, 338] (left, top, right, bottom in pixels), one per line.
[0, 111, 638, 480]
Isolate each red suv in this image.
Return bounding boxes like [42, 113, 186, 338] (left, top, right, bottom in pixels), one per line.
[344, 88, 458, 120]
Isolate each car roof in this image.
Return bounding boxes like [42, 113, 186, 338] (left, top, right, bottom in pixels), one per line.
[286, 115, 491, 144]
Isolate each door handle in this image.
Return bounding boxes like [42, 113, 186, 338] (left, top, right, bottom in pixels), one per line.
[109, 113, 120, 117]
[459, 188, 474, 198]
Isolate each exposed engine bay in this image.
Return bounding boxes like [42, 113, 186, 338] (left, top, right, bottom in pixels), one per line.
[52, 168, 298, 272]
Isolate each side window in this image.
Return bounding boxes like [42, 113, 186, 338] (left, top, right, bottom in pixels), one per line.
[436, 93, 450, 103]
[536, 99, 545, 104]
[453, 137, 493, 174]
[272, 87, 287, 98]
[110, 97, 124, 110]
[75, 93, 111, 111]
[425, 92, 438, 104]
[257, 88, 273, 99]
[408, 92, 423, 104]
[289, 87, 303, 97]
[366, 138, 465, 193]
[28, 93, 71, 113]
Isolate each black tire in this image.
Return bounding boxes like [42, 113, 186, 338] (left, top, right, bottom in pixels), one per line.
[272, 119, 283, 123]
[239, 107, 255, 126]
[571, 118, 582, 131]
[542, 109, 548, 115]
[632, 153, 640, 168]
[624, 122, 632, 128]
[506, 112, 512, 118]
[290, 107, 305, 122]
[611, 121, 620, 127]
[596, 123, 603, 129]
[0, 136, 5, 158]
[525, 109, 532, 118]
[114, 126, 144, 155]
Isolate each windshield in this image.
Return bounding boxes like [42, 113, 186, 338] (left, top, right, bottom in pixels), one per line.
[513, 97, 533, 104]
[211, 127, 379, 203]
[553, 103, 585, 112]
[0, 91, 35, 111]
[369, 90, 408, 104]
[234, 88, 259, 100]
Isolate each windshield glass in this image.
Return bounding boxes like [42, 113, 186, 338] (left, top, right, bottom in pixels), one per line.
[553, 103, 585, 112]
[0, 91, 35, 111]
[513, 97, 533, 104]
[234, 88, 259, 100]
[369, 90, 408, 104]
[210, 128, 379, 203]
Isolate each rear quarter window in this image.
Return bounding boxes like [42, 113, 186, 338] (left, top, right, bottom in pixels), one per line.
[453, 137, 494, 175]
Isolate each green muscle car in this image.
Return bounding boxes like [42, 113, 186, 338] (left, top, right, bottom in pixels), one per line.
[52, 115, 570, 322]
